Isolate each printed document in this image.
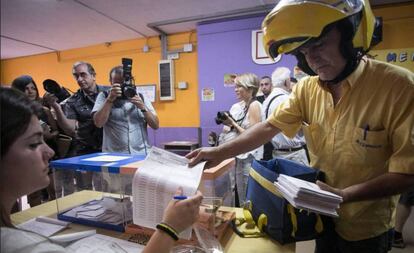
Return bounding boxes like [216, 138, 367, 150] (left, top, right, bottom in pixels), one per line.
[132, 147, 206, 239]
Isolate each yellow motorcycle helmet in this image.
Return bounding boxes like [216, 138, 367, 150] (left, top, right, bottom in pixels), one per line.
[262, 0, 377, 60]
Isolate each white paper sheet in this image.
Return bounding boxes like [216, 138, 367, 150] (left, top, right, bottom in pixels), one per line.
[17, 216, 69, 237]
[83, 155, 131, 162]
[66, 233, 143, 253]
[132, 147, 206, 240]
[49, 230, 97, 243]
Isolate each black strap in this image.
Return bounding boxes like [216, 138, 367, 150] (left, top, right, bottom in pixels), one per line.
[232, 101, 252, 126]
[262, 93, 286, 161]
[265, 94, 285, 118]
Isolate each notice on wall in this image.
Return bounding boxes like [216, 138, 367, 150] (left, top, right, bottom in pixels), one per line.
[251, 30, 281, 65]
[224, 74, 237, 87]
[136, 85, 156, 103]
[201, 88, 215, 101]
[369, 48, 413, 72]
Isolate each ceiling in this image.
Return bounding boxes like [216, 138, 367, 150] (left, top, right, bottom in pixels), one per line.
[1, 0, 411, 60]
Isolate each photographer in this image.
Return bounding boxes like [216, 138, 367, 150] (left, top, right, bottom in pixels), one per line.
[92, 65, 159, 155]
[217, 73, 262, 207]
[43, 61, 109, 193]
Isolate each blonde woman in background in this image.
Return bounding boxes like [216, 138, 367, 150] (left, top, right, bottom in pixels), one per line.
[219, 73, 262, 206]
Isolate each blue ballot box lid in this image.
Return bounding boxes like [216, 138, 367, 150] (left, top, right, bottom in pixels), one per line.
[50, 152, 146, 174]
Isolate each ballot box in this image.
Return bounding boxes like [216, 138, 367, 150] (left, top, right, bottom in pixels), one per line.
[51, 152, 145, 232]
[163, 141, 199, 156]
[199, 158, 235, 206]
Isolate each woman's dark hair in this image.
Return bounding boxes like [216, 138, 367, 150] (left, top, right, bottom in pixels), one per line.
[0, 87, 42, 157]
[11, 75, 40, 100]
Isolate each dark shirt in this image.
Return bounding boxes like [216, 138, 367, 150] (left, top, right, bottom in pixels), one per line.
[256, 95, 265, 104]
[63, 85, 109, 154]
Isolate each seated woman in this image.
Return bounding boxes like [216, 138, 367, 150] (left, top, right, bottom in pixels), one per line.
[218, 73, 262, 207]
[0, 87, 203, 253]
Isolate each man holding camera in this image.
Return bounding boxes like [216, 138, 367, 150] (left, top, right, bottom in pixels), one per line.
[44, 61, 109, 192]
[92, 65, 159, 155]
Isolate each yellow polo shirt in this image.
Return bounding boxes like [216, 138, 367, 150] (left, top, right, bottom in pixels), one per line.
[268, 58, 414, 241]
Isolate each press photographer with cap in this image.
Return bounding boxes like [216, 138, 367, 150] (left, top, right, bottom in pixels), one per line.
[188, 0, 414, 252]
[92, 62, 159, 155]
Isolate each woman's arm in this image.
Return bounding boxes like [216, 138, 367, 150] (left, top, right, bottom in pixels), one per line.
[247, 101, 262, 125]
[142, 189, 203, 253]
[43, 106, 58, 131]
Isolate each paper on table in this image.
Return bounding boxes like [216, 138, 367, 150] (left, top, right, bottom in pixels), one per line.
[17, 216, 69, 237]
[83, 155, 131, 162]
[49, 230, 97, 244]
[66, 233, 144, 253]
[132, 146, 206, 240]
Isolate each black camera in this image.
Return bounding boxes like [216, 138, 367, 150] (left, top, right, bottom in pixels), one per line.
[43, 79, 71, 103]
[121, 58, 136, 99]
[215, 111, 232, 125]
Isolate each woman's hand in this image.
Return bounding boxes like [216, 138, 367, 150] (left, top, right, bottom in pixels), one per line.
[222, 112, 236, 127]
[162, 188, 203, 233]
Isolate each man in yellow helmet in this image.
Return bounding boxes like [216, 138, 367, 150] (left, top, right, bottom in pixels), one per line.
[188, 0, 414, 252]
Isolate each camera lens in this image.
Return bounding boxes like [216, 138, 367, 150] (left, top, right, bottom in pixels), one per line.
[123, 86, 137, 98]
[215, 111, 229, 125]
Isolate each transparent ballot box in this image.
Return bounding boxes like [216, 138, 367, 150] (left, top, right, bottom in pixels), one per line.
[51, 152, 145, 232]
[199, 158, 235, 207]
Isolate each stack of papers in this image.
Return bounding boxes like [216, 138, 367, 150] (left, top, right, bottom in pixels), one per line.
[63, 197, 132, 225]
[132, 146, 206, 240]
[17, 216, 69, 237]
[274, 174, 343, 217]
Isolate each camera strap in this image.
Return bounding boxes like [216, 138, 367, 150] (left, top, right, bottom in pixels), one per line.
[233, 101, 252, 126]
[265, 94, 285, 118]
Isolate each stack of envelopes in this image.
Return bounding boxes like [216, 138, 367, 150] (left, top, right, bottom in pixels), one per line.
[274, 174, 343, 217]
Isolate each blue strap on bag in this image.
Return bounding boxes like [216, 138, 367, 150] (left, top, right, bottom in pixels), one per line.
[245, 158, 328, 244]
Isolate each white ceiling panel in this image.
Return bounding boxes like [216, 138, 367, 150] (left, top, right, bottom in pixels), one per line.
[1, 0, 411, 60]
[0, 36, 53, 59]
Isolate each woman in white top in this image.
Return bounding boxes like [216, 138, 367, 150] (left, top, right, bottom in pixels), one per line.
[219, 73, 262, 206]
[0, 87, 202, 253]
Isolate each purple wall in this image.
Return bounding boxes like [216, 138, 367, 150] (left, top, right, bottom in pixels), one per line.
[148, 127, 200, 148]
[197, 15, 297, 146]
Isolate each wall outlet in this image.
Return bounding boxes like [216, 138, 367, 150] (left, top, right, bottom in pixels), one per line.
[167, 52, 179, 60]
[143, 44, 149, 53]
[183, 43, 193, 52]
[178, 81, 188, 89]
